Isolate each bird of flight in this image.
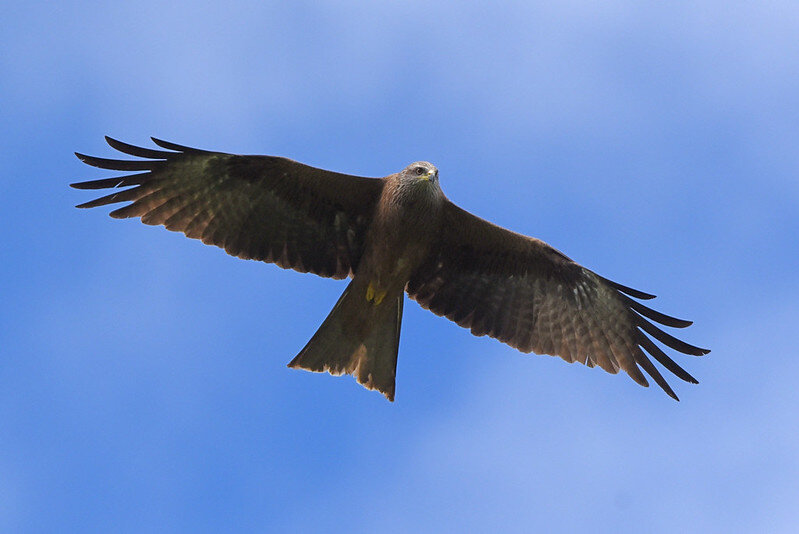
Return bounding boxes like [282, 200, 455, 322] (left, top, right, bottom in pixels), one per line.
[72, 137, 709, 401]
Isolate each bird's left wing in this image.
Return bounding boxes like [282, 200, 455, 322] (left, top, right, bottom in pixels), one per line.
[406, 200, 709, 400]
[72, 137, 383, 279]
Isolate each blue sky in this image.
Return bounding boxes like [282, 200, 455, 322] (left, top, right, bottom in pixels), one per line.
[2, 1, 798, 532]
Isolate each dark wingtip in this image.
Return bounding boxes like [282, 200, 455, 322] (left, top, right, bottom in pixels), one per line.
[637, 320, 709, 356]
[150, 137, 181, 151]
[623, 296, 695, 329]
[598, 275, 656, 300]
[658, 379, 680, 401]
[103, 136, 177, 159]
[623, 287, 657, 300]
[150, 137, 212, 154]
[103, 135, 130, 152]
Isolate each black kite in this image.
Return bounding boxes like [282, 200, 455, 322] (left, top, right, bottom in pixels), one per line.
[72, 137, 709, 401]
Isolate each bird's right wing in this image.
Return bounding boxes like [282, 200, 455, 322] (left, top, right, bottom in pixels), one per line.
[72, 137, 384, 279]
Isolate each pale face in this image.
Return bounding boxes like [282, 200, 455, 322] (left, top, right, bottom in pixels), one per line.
[400, 161, 438, 185]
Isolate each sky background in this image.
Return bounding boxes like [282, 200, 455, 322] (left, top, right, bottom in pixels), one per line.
[2, 1, 798, 532]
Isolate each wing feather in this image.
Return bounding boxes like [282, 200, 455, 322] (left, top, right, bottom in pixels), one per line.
[105, 136, 176, 159]
[72, 137, 383, 279]
[407, 200, 709, 400]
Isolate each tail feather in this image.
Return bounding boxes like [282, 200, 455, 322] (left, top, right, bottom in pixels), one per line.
[287, 278, 404, 401]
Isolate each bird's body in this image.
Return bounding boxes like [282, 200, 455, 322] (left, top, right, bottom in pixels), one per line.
[72, 137, 709, 401]
[361, 163, 443, 303]
[288, 162, 444, 399]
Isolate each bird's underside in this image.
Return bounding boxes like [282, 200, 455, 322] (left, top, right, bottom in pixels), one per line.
[71, 136, 709, 401]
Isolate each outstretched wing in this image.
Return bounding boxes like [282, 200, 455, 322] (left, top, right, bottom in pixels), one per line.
[407, 201, 709, 400]
[72, 137, 383, 279]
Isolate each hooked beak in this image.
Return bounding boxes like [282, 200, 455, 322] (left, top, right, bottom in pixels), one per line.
[420, 169, 437, 182]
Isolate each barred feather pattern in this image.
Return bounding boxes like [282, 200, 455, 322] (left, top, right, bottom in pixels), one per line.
[407, 201, 709, 400]
[72, 137, 383, 279]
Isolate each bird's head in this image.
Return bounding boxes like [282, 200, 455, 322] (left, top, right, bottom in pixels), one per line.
[400, 161, 439, 185]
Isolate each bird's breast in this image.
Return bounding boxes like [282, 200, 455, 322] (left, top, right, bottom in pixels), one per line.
[359, 195, 442, 294]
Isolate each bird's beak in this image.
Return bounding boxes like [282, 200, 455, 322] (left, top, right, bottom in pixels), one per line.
[421, 170, 436, 182]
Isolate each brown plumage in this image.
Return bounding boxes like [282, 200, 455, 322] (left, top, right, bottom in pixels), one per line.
[72, 136, 709, 401]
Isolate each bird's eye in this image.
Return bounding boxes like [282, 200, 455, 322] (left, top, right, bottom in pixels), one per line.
[415, 167, 425, 175]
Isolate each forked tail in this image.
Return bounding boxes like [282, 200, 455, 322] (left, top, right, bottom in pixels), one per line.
[287, 278, 404, 401]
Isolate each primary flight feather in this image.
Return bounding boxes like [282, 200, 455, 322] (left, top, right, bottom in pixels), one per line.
[72, 136, 709, 401]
